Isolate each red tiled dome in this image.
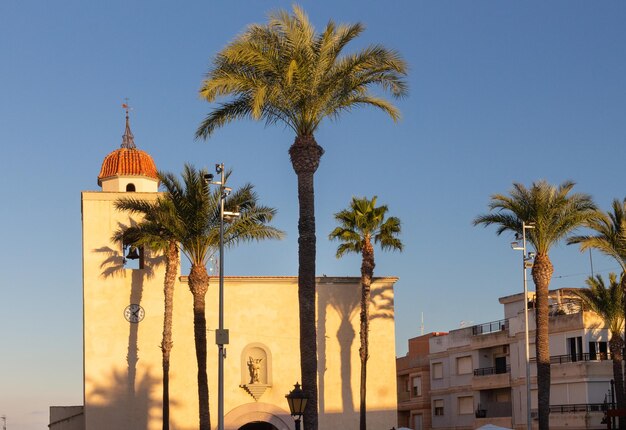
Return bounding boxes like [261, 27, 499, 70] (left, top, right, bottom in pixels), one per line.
[98, 109, 158, 186]
[97, 147, 158, 185]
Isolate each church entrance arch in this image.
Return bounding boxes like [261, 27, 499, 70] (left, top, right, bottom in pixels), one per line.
[224, 402, 292, 430]
[238, 421, 279, 430]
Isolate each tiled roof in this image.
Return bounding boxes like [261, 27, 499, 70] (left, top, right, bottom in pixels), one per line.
[97, 148, 158, 184]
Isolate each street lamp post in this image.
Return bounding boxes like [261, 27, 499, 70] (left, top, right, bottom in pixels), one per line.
[204, 163, 239, 430]
[286, 382, 308, 430]
[511, 221, 535, 430]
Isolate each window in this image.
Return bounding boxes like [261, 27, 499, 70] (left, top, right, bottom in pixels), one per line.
[456, 356, 472, 375]
[494, 388, 511, 402]
[412, 376, 422, 396]
[432, 362, 443, 379]
[434, 399, 444, 416]
[589, 341, 608, 360]
[458, 396, 474, 415]
[567, 336, 583, 362]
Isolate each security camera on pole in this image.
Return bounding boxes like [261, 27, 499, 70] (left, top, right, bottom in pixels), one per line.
[511, 221, 535, 430]
[204, 163, 239, 430]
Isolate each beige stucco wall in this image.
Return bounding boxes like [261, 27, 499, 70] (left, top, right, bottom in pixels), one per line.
[100, 175, 158, 192]
[82, 190, 398, 430]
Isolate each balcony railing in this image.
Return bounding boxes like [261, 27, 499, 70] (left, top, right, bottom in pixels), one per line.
[530, 404, 606, 415]
[529, 352, 611, 364]
[473, 364, 511, 376]
[472, 318, 509, 336]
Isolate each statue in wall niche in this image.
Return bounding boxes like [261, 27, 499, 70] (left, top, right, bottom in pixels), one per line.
[247, 356, 263, 384]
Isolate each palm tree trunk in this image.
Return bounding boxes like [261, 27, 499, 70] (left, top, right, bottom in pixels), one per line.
[532, 253, 554, 430]
[609, 333, 626, 429]
[622, 272, 626, 406]
[359, 239, 375, 430]
[189, 263, 211, 430]
[289, 135, 324, 430]
[161, 241, 179, 430]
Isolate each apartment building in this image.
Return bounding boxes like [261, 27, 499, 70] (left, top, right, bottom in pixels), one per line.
[397, 333, 440, 430]
[397, 289, 614, 430]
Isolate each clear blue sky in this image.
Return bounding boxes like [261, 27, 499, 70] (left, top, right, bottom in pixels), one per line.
[1, 1, 625, 428]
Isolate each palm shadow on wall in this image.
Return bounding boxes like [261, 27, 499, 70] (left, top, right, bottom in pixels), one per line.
[317, 279, 395, 415]
[89, 219, 167, 428]
[86, 367, 164, 430]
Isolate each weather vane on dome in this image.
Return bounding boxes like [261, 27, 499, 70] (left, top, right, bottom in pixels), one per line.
[121, 98, 136, 149]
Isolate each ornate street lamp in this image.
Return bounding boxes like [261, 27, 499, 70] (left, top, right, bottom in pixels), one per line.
[286, 382, 308, 430]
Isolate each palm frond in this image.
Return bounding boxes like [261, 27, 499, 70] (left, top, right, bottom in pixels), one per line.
[197, 5, 407, 140]
[329, 195, 403, 258]
[568, 198, 626, 271]
[475, 180, 596, 254]
[575, 273, 624, 334]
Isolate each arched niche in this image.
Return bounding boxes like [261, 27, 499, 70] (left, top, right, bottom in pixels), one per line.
[241, 343, 272, 385]
[240, 343, 272, 401]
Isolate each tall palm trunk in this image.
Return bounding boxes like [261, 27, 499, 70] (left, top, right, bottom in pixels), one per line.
[609, 332, 626, 428]
[289, 135, 324, 430]
[161, 241, 179, 430]
[621, 272, 626, 428]
[359, 238, 375, 430]
[189, 263, 211, 430]
[622, 275, 626, 373]
[532, 253, 553, 430]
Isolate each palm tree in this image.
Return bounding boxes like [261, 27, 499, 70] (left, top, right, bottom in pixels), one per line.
[143, 164, 282, 430]
[575, 273, 625, 426]
[568, 198, 626, 423]
[113, 197, 180, 430]
[329, 196, 402, 430]
[195, 8, 407, 428]
[474, 180, 596, 430]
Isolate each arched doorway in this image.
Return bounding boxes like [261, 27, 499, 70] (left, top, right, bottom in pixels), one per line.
[238, 421, 278, 430]
[224, 402, 292, 430]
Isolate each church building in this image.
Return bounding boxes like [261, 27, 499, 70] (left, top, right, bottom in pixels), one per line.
[49, 111, 399, 430]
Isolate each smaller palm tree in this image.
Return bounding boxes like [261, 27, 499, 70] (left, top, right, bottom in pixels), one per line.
[575, 273, 625, 426]
[113, 197, 180, 430]
[159, 164, 284, 430]
[329, 196, 402, 430]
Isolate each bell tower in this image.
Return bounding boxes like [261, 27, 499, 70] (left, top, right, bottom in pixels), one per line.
[81, 106, 165, 430]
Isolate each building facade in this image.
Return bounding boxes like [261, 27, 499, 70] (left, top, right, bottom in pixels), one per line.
[397, 290, 614, 430]
[397, 333, 439, 430]
[51, 113, 400, 430]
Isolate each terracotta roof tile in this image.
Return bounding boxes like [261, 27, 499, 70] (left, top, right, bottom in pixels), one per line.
[98, 148, 158, 185]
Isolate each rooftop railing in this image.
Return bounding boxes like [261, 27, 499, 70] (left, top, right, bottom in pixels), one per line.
[471, 318, 508, 336]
